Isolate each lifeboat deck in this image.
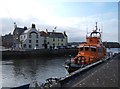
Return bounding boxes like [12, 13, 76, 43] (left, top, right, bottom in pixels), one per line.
[61, 53, 119, 88]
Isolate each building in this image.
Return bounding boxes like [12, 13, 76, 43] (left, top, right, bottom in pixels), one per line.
[2, 33, 13, 48]
[13, 23, 27, 50]
[20, 24, 44, 50]
[40, 30, 68, 49]
[13, 23, 68, 50]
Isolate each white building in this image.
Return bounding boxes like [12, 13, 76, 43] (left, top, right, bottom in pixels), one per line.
[20, 24, 44, 50]
[19, 24, 68, 50]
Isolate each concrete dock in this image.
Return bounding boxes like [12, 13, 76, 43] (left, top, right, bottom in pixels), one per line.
[62, 53, 119, 88]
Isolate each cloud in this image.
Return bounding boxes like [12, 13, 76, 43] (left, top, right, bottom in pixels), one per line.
[0, 0, 118, 42]
[1, 12, 118, 42]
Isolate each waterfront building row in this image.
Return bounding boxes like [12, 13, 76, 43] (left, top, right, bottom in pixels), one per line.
[13, 23, 68, 50]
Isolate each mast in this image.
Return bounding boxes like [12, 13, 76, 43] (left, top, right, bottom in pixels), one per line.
[95, 22, 98, 31]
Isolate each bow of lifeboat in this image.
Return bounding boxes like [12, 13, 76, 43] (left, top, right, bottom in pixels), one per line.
[65, 53, 92, 73]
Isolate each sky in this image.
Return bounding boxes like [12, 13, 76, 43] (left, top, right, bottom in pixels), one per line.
[0, 0, 119, 42]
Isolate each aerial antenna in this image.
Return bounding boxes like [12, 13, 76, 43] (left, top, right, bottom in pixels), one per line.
[4, 0, 14, 23]
[95, 22, 98, 31]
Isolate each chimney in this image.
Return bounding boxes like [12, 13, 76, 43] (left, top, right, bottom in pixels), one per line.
[24, 26, 27, 30]
[46, 29, 48, 33]
[32, 24, 35, 28]
[14, 22, 17, 28]
[52, 30, 55, 33]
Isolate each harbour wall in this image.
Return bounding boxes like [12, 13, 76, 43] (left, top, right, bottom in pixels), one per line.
[1, 49, 78, 59]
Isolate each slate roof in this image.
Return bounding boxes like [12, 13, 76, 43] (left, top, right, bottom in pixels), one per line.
[13, 27, 27, 35]
[48, 32, 65, 38]
[40, 31, 66, 38]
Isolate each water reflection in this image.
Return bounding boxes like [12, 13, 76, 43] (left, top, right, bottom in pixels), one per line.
[2, 57, 68, 87]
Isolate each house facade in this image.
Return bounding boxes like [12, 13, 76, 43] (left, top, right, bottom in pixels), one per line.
[20, 24, 44, 50]
[13, 23, 27, 50]
[40, 30, 68, 49]
[2, 33, 13, 48]
[13, 23, 68, 50]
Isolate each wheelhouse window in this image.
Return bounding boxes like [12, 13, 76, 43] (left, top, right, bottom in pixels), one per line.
[80, 47, 83, 51]
[85, 47, 89, 51]
[98, 47, 103, 53]
[91, 48, 96, 52]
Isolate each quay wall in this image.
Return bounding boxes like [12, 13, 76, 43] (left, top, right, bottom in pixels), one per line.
[1, 49, 78, 59]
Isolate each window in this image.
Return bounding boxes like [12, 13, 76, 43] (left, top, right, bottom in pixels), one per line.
[29, 40, 31, 43]
[90, 39, 92, 42]
[53, 38, 55, 41]
[47, 42, 49, 44]
[29, 45, 31, 48]
[53, 43, 55, 46]
[91, 48, 96, 52]
[98, 47, 103, 53]
[36, 34, 38, 38]
[80, 47, 83, 51]
[29, 34, 31, 38]
[36, 40, 38, 43]
[61, 39, 63, 41]
[61, 44, 63, 46]
[36, 44, 39, 47]
[23, 44, 26, 48]
[44, 40, 46, 43]
[85, 47, 89, 51]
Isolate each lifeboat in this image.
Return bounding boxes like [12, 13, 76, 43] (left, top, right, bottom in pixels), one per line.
[65, 22, 106, 73]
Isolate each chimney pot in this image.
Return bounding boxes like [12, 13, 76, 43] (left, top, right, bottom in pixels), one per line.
[32, 24, 35, 28]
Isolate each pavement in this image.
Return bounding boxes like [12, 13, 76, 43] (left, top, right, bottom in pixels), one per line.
[62, 53, 119, 88]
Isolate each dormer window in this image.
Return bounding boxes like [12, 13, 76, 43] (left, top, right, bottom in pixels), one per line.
[36, 34, 38, 38]
[29, 34, 31, 38]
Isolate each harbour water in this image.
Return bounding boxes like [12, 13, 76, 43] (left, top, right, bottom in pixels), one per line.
[1, 48, 120, 87]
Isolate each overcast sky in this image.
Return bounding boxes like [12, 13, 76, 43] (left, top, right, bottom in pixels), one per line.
[0, 0, 119, 42]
